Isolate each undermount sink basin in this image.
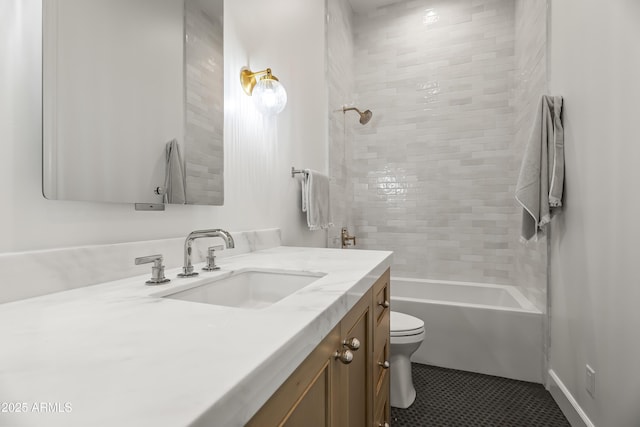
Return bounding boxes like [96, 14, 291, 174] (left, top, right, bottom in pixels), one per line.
[160, 270, 325, 309]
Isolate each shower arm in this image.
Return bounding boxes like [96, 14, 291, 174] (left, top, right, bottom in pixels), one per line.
[342, 106, 373, 125]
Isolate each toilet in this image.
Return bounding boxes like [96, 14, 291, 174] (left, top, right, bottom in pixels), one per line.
[390, 310, 425, 409]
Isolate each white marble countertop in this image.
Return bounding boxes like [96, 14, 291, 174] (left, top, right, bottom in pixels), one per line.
[0, 246, 392, 427]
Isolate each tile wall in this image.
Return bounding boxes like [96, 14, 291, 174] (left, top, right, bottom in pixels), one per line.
[328, 0, 549, 303]
[185, 2, 224, 204]
[327, 0, 356, 248]
[349, 0, 518, 283]
[513, 0, 548, 310]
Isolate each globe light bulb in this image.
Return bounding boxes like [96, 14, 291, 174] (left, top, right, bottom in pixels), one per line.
[252, 78, 287, 116]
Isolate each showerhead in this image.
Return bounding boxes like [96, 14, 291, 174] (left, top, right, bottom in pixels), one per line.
[359, 109, 373, 125]
[343, 106, 373, 125]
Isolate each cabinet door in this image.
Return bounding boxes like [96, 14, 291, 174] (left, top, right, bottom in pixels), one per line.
[372, 269, 391, 426]
[337, 290, 373, 427]
[247, 325, 340, 427]
[374, 384, 390, 427]
[281, 362, 332, 427]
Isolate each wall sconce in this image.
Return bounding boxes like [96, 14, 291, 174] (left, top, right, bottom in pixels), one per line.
[240, 67, 288, 116]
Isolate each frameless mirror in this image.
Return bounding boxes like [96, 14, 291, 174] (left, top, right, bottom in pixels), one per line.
[42, 0, 224, 206]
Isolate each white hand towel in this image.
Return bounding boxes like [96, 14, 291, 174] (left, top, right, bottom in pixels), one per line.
[301, 169, 333, 231]
[164, 139, 186, 204]
[515, 95, 564, 242]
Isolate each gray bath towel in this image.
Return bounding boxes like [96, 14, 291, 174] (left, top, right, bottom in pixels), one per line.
[164, 139, 186, 204]
[515, 95, 564, 242]
[301, 169, 333, 230]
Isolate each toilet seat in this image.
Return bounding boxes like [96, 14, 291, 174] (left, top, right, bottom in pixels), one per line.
[390, 311, 424, 337]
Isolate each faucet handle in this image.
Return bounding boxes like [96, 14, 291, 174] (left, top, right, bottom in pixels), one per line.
[134, 254, 170, 285]
[135, 254, 163, 265]
[203, 245, 225, 271]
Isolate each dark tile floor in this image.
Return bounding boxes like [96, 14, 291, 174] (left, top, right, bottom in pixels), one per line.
[391, 364, 570, 427]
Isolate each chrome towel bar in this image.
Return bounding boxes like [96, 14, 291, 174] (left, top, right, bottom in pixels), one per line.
[291, 167, 308, 178]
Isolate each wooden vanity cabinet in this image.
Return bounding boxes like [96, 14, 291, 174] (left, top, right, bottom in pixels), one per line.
[246, 269, 390, 427]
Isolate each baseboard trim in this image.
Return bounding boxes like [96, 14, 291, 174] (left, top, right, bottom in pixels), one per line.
[547, 369, 595, 427]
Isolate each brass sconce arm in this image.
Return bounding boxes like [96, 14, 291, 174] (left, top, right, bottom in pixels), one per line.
[239, 66, 287, 116]
[240, 68, 279, 96]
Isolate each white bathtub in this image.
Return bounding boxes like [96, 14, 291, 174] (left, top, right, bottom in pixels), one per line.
[391, 277, 543, 383]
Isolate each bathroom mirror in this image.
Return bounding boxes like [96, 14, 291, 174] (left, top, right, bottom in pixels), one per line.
[42, 0, 224, 206]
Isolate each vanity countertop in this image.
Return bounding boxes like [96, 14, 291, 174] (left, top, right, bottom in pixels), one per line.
[0, 246, 392, 427]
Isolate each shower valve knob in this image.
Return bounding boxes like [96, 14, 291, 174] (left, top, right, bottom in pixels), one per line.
[334, 349, 354, 364]
[340, 227, 356, 248]
[342, 337, 361, 351]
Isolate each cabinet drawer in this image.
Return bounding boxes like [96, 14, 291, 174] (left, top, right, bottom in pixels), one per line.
[373, 269, 390, 328]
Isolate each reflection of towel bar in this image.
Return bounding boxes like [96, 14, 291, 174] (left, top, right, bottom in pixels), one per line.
[291, 167, 308, 178]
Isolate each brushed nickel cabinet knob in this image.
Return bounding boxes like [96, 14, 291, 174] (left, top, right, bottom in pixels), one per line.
[342, 337, 361, 351]
[334, 349, 354, 364]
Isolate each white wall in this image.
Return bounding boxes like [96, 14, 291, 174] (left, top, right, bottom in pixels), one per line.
[548, 1, 640, 426]
[0, 0, 327, 254]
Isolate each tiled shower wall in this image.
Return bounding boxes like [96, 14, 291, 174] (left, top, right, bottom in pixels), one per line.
[327, 0, 549, 307]
[513, 0, 548, 310]
[326, 0, 356, 248]
[349, 0, 518, 284]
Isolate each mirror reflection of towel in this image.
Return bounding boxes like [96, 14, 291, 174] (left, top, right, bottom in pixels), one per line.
[164, 139, 186, 204]
[516, 95, 564, 242]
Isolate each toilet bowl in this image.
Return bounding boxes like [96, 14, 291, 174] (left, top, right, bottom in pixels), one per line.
[390, 311, 425, 409]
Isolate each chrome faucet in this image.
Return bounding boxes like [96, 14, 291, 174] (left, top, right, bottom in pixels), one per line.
[178, 229, 235, 277]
